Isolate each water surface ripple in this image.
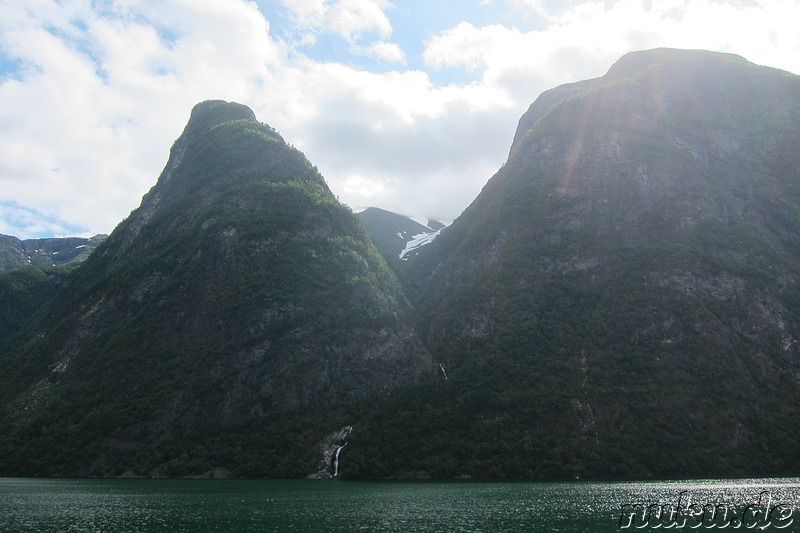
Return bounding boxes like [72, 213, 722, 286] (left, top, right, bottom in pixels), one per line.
[2, 477, 798, 532]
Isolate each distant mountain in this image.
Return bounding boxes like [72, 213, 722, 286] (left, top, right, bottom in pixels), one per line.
[357, 207, 446, 262]
[351, 48, 800, 479]
[0, 234, 107, 347]
[0, 234, 106, 270]
[0, 100, 432, 477]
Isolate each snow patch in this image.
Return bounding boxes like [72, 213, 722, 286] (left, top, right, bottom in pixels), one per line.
[399, 227, 443, 260]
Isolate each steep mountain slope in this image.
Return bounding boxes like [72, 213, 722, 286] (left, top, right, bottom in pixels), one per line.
[0, 234, 107, 270]
[359, 48, 800, 478]
[0, 100, 432, 477]
[0, 266, 71, 344]
[357, 207, 445, 263]
[356, 207, 432, 259]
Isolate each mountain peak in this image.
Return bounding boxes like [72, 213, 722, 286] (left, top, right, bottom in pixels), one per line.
[184, 100, 257, 136]
[406, 48, 800, 479]
[605, 47, 749, 80]
[121, 100, 303, 244]
[509, 48, 766, 155]
[0, 97, 434, 477]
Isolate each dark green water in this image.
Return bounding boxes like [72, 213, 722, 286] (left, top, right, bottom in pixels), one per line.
[2, 477, 799, 532]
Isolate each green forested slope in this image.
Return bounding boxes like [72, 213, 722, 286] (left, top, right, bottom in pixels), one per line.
[0, 100, 432, 477]
[3, 49, 800, 480]
[348, 49, 800, 479]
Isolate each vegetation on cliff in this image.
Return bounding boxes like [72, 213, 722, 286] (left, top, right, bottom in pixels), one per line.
[2, 49, 800, 479]
[0, 100, 431, 477]
[350, 49, 800, 479]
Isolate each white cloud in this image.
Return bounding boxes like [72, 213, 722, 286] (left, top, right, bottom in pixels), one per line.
[424, 22, 515, 72]
[1, 0, 800, 238]
[0, 202, 81, 239]
[276, 0, 328, 28]
[341, 172, 390, 199]
[424, 0, 800, 100]
[277, 0, 394, 43]
[359, 40, 407, 63]
[329, 0, 393, 41]
[0, 0, 287, 238]
[273, 61, 517, 219]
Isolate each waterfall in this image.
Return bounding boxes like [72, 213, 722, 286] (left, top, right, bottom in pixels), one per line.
[333, 443, 347, 477]
[439, 363, 448, 380]
[307, 425, 353, 479]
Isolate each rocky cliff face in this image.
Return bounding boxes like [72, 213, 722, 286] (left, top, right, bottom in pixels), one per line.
[0, 100, 432, 477]
[392, 48, 800, 478]
[417, 49, 800, 321]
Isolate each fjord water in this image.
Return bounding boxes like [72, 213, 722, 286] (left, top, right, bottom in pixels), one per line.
[2, 477, 799, 532]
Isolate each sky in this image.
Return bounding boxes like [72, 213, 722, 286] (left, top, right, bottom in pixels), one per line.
[1, 0, 799, 238]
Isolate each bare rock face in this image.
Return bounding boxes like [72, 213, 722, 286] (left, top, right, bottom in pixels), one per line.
[308, 425, 353, 479]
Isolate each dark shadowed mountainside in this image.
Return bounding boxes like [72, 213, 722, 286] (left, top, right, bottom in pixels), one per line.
[2, 49, 800, 480]
[0, 100, 432, 477]
[348, 48, 800, 479]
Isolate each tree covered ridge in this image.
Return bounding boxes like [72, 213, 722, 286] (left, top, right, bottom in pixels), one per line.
[0, 100, 432, 478]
